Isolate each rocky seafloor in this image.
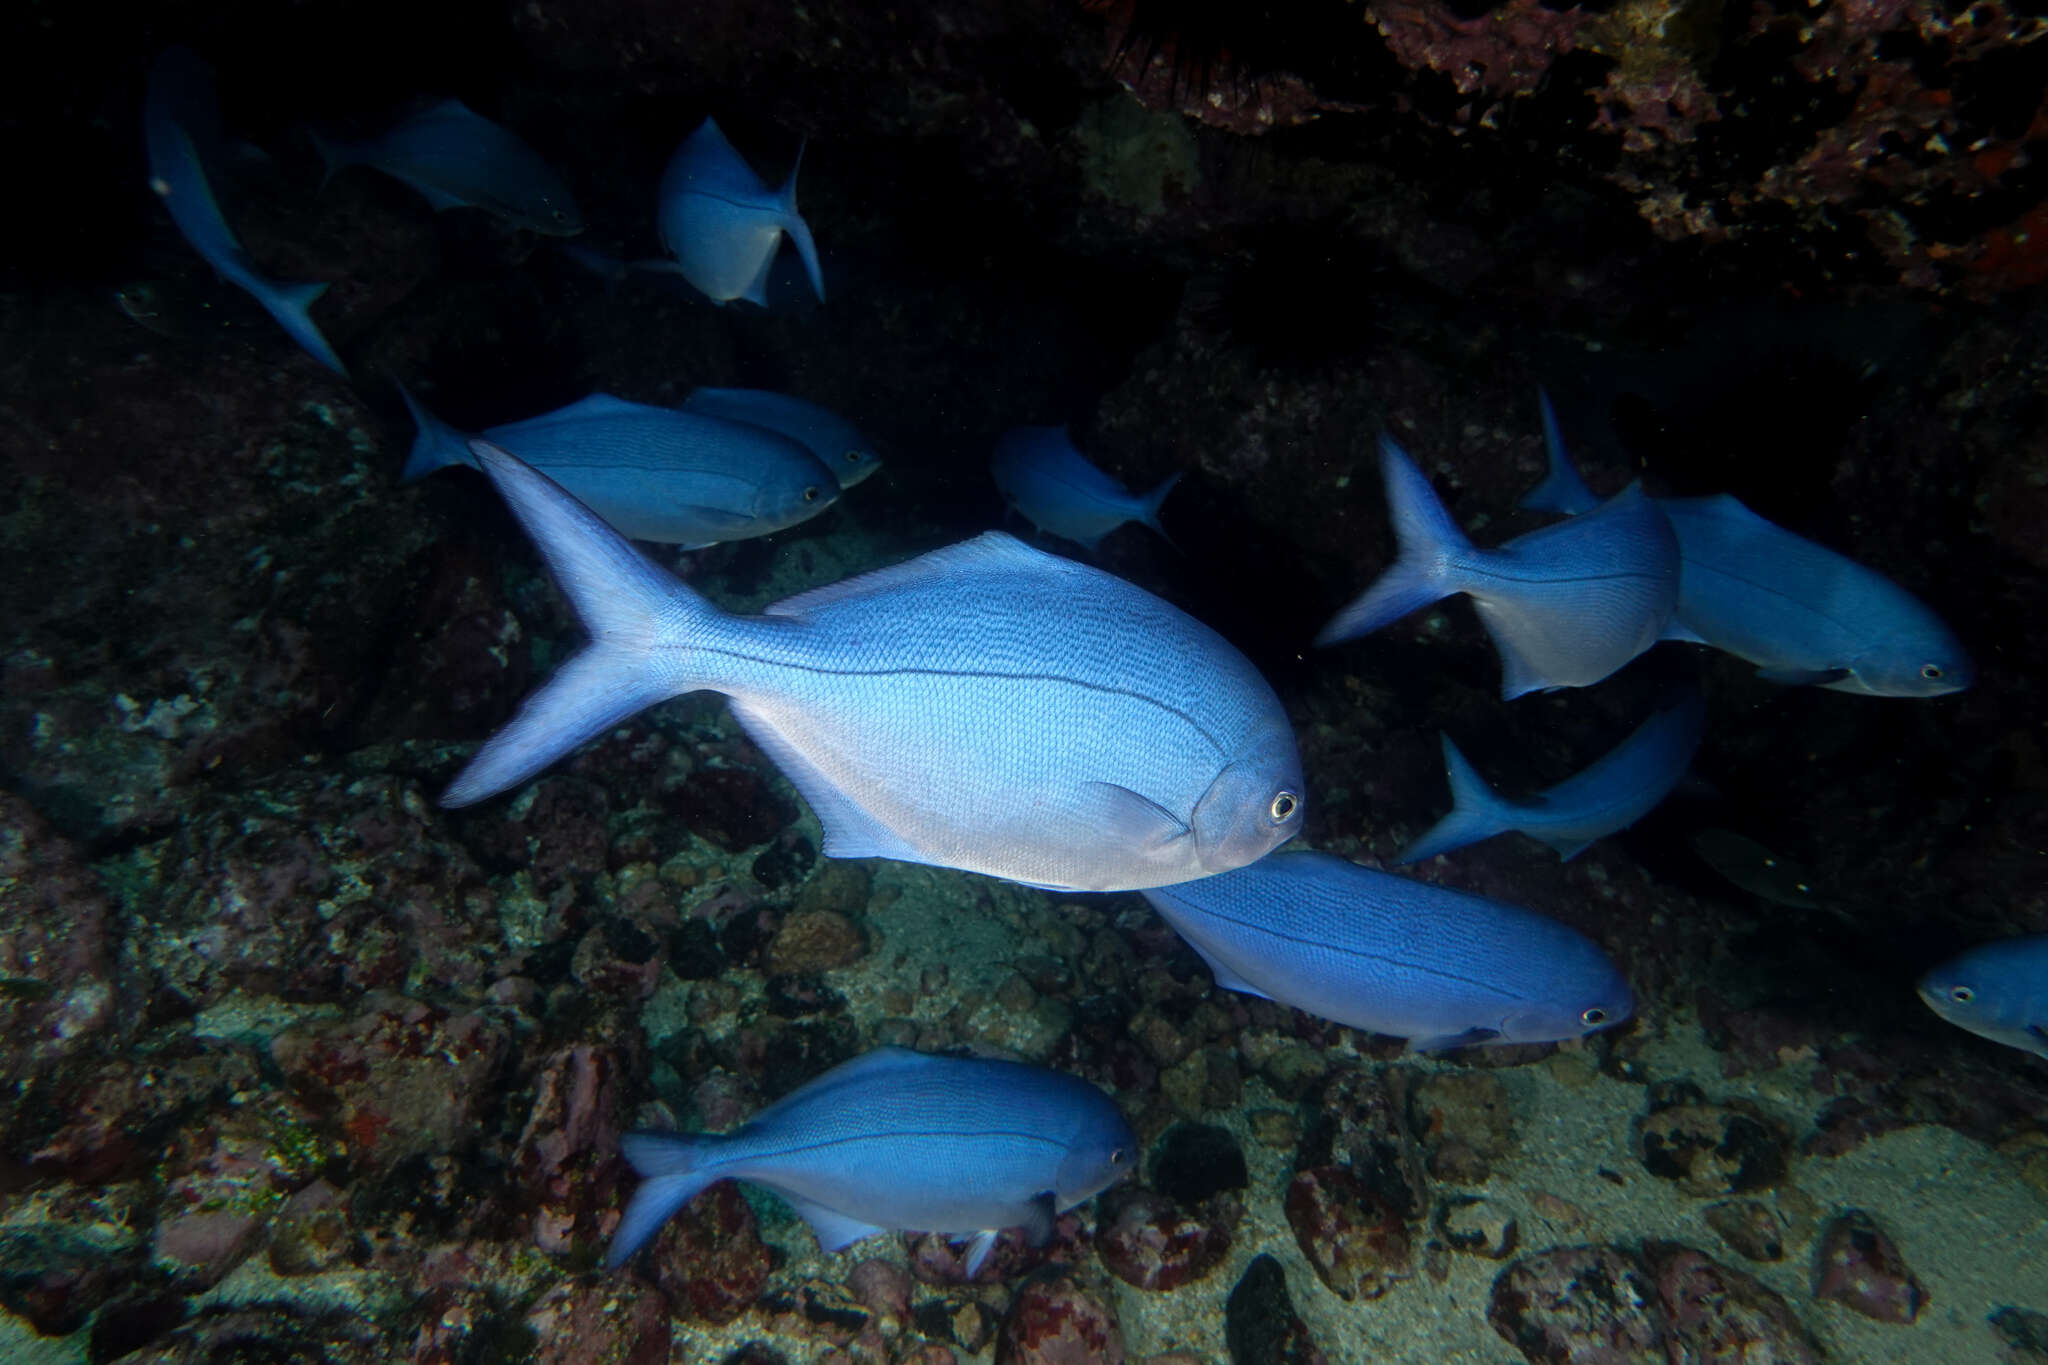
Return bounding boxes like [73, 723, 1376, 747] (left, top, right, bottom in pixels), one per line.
[4, 0, 2048, 1362]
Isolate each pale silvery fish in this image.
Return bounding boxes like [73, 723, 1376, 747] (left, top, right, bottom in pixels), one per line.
[1140, 850, 1634, 1053]
[654, 117, 823, 306]
[682, 388, 881, 489]
[1918, 937, 2048, 1060]
[1399, 687, 1705, 863]
[398, 384, 837, 546]
[439, 442, 1304, 892]
[314, 99, 583, 236]
[1318, 435, 1679, 698]
[143, 47, 346, 375]
[610, 1048, 1135, 1276]
[990, 426, 1179, 552]
[1523, 389, 1972, 696]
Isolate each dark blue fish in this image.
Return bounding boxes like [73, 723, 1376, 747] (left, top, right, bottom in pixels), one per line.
[314, 99, 583, 235]
[439, 443, 1304, 892]
[990, 427, 1178, 552]
[654, 117, 823, 306]
[1400, 688, 1705, 863]
[1317, 435, 1679, 698]
[1140, 850, 1634, 1052]
[1918, 937, 2048, 1060]
[683, 388, 881, 489]
[1523, 390, 1972, 696]
[143, 48, 346, 375]
[610, 1048, 1135, 1274]
[398, 385, 838, 546]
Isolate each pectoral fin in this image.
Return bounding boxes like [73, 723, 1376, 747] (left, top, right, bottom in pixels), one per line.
[962, 1230, 1000, 1277]
[1407, 1027, 1501, 1053]
[1020, 1191, 1058, 1247]
[1083, 782, 1190, 850]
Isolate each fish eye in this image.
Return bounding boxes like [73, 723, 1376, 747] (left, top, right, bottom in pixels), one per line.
[1921, 663, 1943, 680]
[1950, 985, 1974, 1003]
[803, 486, 820, 502]
[1110, 1147, 1127, 1165]
[1269, 791, 1299, 823]
[845, 450, 866, 465]
[1581, 1007, 1608, 1026]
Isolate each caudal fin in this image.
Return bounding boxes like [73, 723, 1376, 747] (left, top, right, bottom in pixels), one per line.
[1395, 734, 1509, 863]
[254, 278, 347, 377]
[440, 441, 709, 808]
[394, 381, 474, 482]
[1520, 387, 1599, 515]
[607, 1131, 721, 1267]
[1136, 471, 1181, 549]
[778, 147, 826, 304]
[1314, 436, 1469, 647]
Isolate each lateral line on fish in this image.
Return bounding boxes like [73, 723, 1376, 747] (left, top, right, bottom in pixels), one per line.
[731, 1129, 1071, 1162]
[684, 188, 795, 212]
[1679, 557, 1862, 632]
[1460, 565, 1674, 587]
[1175, 909, 1534, 1000]
[676, 650, 1235, 762]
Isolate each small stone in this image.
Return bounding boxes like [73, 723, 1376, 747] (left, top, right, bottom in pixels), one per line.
[650, 1180, 773, 1323]
[1435, 1195, 1518, 1259]
[1095, 1187, 1236, 1291]
[1305, 1067, 1429, 1220]
[1704, 1198, 1790, 1262]
[1990, 1306, 2048, 1364]
[1161, 1047, 1241, 1117]
[670, 765, 795, 850]
[1812, 1209, 1926, 1324]
[1224, 1254, 1328, 1365]
[1247, 1037, 1327, 1098]
[1151, 1123, 1247, 1205]
[1130, 1008, 1193, 1067]
[794, 860, 873, 918]
[1646, 1241, 1823, 1364]
[1409, 1071, 1519, 1183]
[995, 1271, 1124, 1364]
[1249, 1109, 1300, 1149]
[525, 1279, 672, 1365]
[1284, 1166, 1413, 1301]
[267, 1180, 356, 1276]
[765, 909, 868, 974]
[1489, 1245, 1667, 1364]
[1637, 1102, 1788, 1197]
[846, 1258, 912, 1321]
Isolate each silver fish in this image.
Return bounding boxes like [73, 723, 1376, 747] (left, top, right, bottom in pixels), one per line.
[440, 443, 1304, 892]
[654, 117, 823, 306]
[1318, 435, 1679, 698]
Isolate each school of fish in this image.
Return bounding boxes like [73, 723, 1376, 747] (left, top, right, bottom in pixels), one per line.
[135, 46, 2017, 1280]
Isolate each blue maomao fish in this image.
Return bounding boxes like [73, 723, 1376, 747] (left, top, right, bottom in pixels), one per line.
[1918, 936, 2048, 1060]
[1317, 435, 1679, 698]
[1687, 828, 1823, 910]
[398, 384, 838, 546]
[143, 48, 347, 375]
[1399, 687, 1706, 863]
[1523, 390, 1972, 696]
[313, 99, 583, 236]
[682, 388, 881, 489]
[990, 427, 1179, 552]
[654, 117, 823, 306]
[1139, 850, 1634, 1052]
[610, 1048, 1135, 1274]
[440, 443, 1304, 891]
